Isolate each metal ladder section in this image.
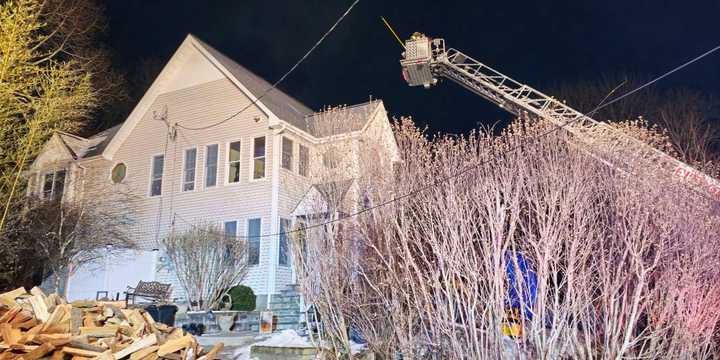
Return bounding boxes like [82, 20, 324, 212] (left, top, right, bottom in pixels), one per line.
[417, 38, 720, 201]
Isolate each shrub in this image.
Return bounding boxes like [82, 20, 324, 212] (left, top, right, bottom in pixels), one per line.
[227, 285, 256, 311]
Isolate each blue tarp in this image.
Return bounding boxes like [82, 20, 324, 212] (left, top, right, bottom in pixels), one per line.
[505, 251, 537, 319]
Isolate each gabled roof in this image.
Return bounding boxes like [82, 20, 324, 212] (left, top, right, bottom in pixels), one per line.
[51, 125, 121, 161]
[291, 179, 357, 216]
[304, 100, 381, 137]
[82, 125, 121, 158]
[39, 34, 382, 162]
[192, 37, 314, 131]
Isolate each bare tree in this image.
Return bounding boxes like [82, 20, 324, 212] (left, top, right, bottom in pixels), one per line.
[162, 223, 249, 311]
[292, 113, 720, 359]
[19, 195, 136, 293]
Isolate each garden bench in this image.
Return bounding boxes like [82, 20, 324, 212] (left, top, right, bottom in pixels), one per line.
[124, 280, 172, 304]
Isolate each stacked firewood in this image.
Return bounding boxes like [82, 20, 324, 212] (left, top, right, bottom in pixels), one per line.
[0, 287, 222, 360]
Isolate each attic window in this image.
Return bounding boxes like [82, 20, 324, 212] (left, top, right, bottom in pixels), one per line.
[43, 170, 66, 200]
[111, 163, 127, 184]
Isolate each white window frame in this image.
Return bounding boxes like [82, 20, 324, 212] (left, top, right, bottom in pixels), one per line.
[281, 136, 294, 171]
[109, 161, 129, 184]
[182, 146, 198, 192]
[299, 144, 309, 177]
[149, 153, 164, 197]
[247, 217, 262, 266]
[41, 169, 67, 200]
[226, 140, 242, 185]
[205, 143, 219, 188]
[223, 220, 238, 240]
[250, 136, 267, 181]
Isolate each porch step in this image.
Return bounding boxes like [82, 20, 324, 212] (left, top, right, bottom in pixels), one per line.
[267, 284, 302, 330]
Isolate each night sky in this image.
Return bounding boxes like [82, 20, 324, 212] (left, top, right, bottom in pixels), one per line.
[106, 0, 720, 135]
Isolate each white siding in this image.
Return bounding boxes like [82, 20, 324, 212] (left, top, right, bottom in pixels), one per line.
[35, 58, 399, 302]
[79, 78, 276, 298]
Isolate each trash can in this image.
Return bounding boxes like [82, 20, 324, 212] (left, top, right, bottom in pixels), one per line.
[158, 305, 178, 326]
[144, 305, 160, 323]
[144, 305, 178, 327]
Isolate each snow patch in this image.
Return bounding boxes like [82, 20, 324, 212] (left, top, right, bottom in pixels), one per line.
[231, 345, 254, 360]
[349, 341, 368, 355]
[254, 329, 312, 348]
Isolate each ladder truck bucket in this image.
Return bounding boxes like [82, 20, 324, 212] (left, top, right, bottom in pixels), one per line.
[400, 34, 437, 88]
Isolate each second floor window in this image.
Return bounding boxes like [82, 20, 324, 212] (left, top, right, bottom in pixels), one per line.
[248, 218, 261, 265]
[150, 155, 164, 196]
[43, 170, 66, 200]
[253, 137, 266, 179]
[183, 148, 197, 191]
[228, 141, 241, 183]
[205, 144, 218, 187]
[299, 145, 309, 177]
[281, 137, 293, 170]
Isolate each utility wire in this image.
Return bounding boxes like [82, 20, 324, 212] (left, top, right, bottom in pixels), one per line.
[171, 40, 720, 239]
[176, 0, 361, 131]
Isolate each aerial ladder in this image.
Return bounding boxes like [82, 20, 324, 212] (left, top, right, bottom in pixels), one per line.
[399, 33, 720, 202]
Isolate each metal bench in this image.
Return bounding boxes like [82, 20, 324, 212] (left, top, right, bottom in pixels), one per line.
[124, 281, 172, 304]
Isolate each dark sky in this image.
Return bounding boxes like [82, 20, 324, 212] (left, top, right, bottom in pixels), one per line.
[106, 0, 720, 134]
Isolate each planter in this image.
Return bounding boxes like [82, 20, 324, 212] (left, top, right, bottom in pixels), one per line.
[213, 310, 239, 333]
[185, 310, 214, 334]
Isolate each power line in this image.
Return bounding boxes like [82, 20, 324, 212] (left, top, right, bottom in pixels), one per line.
[176, 0, 361, 131]
[169, 40, 720, 239]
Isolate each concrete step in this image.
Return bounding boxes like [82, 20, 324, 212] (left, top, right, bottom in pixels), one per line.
[270, 303, 300, 310]
[270, 294, 300, 302]
[282, 283, 301, 292]
[275, 322, 300, 331]
[271, 310, 299, 317]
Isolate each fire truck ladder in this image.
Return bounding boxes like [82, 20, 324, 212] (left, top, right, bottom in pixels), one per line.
[400, 34, 720, 201]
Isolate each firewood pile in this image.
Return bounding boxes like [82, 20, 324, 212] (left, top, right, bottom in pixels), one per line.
[0, 287, 223, 360]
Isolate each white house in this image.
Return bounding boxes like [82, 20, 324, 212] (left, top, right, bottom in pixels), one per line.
[27, 34, 399, 310]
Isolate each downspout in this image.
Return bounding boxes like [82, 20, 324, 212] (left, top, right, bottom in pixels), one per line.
[267, 125, 284, 307]
[64, 162, 88, 298]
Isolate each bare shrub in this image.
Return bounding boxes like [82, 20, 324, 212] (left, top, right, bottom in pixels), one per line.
[293, 114, 720, 359]
[163, 223, 249, 311]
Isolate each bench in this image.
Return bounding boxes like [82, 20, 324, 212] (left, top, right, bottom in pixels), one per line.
[124, 281, 172, 304]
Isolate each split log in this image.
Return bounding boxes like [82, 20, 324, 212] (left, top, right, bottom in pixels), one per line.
[79, 326, 119, 338]
[113, 334, 157, 359]
[129, 345, 159, 360]
[156, 335, 193, 357]
[61, 346, 104, 357]
[21, 342, 54, 360]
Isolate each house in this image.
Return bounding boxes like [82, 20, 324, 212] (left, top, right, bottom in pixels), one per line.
[27, 34, 400, 313]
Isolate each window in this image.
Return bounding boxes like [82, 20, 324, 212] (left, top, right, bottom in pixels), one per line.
[42, 170, 66, 200]
[228, 141, 241, 183]
[247, 218, 261, 265]
[205, 144, 218, 187]
[224, 221, 238, 240]
[253, 137, 266, 179]
[281, 137, 293, 170]
[279, 218, 291, 266]
[43, 173, 53, 198]
[183, 148, 197, 191]
[299, 145, 309, 177]
[323, 152, 339, 169]
[111, 163, 126, 184]
[150, 155, 164, 196]
[224, 221, 238, 264]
